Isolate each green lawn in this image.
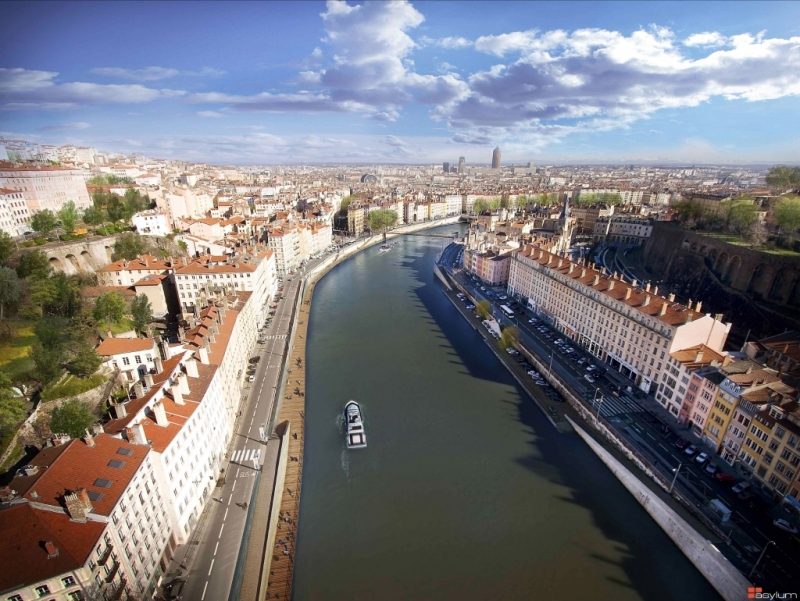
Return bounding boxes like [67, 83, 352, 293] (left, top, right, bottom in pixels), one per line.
[41, 374, 106, 402]
[696, 231, 800, 257]
[0, 320, 36, 379]
[98, 318, 136, 336]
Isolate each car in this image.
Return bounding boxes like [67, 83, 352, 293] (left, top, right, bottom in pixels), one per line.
[548, 407, 558, 418]
[703, 463, 718, 476]
[248, 375, 255, 382]
[167, 579, 185, 600]
[586, 365, 597, 372]
[732, 481, 751, 494]
[674, 439, 689, 450]
[249, 357, 260, 364]
[465, 304, 475, 310]
[684, 445, 698, 457]
[738, 490, 755, 501]
[773, 519, 799, 534]
[714, 472, 736, 483]
[584, 374, 596, 384]
[528, 318, 536, 323]
[480, 286, 486, 291]
[577, 358, 587, 365]
[500, 295, 508, 300]
[694, 452, 709, 465]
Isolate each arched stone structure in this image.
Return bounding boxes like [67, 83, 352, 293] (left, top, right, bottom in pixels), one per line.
[80, 250, 96, 270]
[708, 248, 719, 263]
[715, 252, 730, 277]
[65, 254, 82, 273]
[723, 256, 742, 286]
[769, 268, 798, 303]
[105, 245, 114, 261]
[49, 256, 63, 271]
[748, 263, 775, 297]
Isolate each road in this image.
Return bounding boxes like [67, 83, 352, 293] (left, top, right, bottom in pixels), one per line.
[439, 241, 800, 592]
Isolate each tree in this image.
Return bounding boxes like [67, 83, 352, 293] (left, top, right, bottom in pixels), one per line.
[0, 373, 27, 440]
[49, 398, 95, 438]
[130, 294, 153, 333]
[728, 202, 758, 237]
[105, 194, 125, 223]
[500, 326, 520, 349]
[368, 209, 398, 242]
[58, 201, 78, 234]
[30, 209, 58, 236]
[775, 197, 800, 243]
[81, 205, 105, 227]
[476, 300, 491, 320]
[124, 189, 148, 218]
[31, 341, 64, 385]
[673, 200, 704, 225]
[766, 166, 800, 194]
[15, 250, 51, 280]
[0, 231, 14, 265]
[93, 291, 126, 324]
[473, 197, 501, 214]
[0, 267, 20, 320]
[67, 343, 101, 378]
[112, 233, 146, 261]
[340, 195, 355, 213]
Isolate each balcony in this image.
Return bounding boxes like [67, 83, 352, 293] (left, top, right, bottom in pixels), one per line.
[111, 578, 127, 600]
[98, 544, 114, 566]
[105, 560, 120, 583]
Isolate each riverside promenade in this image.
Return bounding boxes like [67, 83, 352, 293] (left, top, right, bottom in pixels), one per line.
[236, 217, 462, 600]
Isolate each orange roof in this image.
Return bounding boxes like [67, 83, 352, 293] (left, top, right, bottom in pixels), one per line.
[15, 434, 149, 516]
[96, 337, 156, 356]
[134, 274, 166, 287]
[0, 504, 105, 592]
[669, 344, 726, 369]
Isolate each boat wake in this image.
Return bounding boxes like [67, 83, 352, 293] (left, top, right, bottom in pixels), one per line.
[340, 449, 350, 479]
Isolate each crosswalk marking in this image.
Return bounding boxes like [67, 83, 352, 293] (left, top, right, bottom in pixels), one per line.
[262, 334, 287, 340]
[231, 448, 262, 464]
[595, 395, 644, 418]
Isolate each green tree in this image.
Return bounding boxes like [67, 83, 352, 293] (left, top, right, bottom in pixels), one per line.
[81, 205, 105, 227]
[123, 189, 148, 218]
[0, 231, 14, 265]
[340, 195, 355, 213]
[25, 278, 58, 317]
[31, 341, 64, 385]
[30, 209, 58, 236]
[49, 398, 95, 438]
[111, 233, 146, 261]
[47, 272, 83, 318]
[0, 373, 27, 439]
[766, 166, 799, 194]
[728, 202, 758, 236]
[473, 197, 501, 214]
[476, 300, 491, 319]
[775, 198, 800, 243]
[500, 326, 520, 349]
[0, 267, 21, 320]
[130, 293, 153, 333]
[67, 344, 101, 378]
[105, 194, 125, 223]
[177, 240, 188, 254]
[673, 200, 705, 225]
[93, 291, 126, 324]
[58, 201, 78, 234]
[368, 209, 398, 242]
[15, 250, 51, 280]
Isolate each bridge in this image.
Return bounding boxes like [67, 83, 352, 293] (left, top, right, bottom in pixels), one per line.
[19, 234, 120, 275]
[393, 232, 460, 239]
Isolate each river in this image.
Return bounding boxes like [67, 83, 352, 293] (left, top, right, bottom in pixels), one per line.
[292, 226, 720, 601]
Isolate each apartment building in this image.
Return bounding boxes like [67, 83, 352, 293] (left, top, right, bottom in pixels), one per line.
[0, 163, 91, 214]
[347, 202, 365, 234]
[444, 195, 462, 215]
[96, 336, 159, 383]
[593, 216, 653, 246]
[507, 244, 731, 393]
[2, 433, 171, 599]
[569, 205, 614, 234]
[463, 248, 512, 286]
[0, 187, 30, 236]
[661, 344, 728, 419]
[132, 209, 172, 237]
[680, 366, 726, 437]
[97, 255, 187, 287]
[267, 225, 301, 274]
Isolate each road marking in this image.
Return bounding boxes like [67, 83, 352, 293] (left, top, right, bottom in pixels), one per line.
[228, 494, 232, 505]
[219, 524, 225, 538]
[201, 582, 208, 600]
[208, 559, 215, 576]
[232, 481, 236, 491]
[646, 432, 655, 440]
[658, 443, 670, 453]
[736, 511, 750, 524]
[224, 508, 228, 520]
[214, 542, 219, 556]
[756, 527, 769, 540]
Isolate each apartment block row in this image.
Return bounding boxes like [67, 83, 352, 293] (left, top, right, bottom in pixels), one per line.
[507, 244, 731, 395]
[265, 221, 332, 274]
[0, 287, 259, 600]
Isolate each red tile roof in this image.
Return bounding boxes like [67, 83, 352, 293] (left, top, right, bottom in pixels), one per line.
[96, 337, 156, 357]
[0, 504, 105, 592]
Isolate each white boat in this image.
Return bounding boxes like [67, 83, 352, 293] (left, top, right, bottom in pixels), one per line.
[379, 245, 391, 253]
[344, 401, 367, 449]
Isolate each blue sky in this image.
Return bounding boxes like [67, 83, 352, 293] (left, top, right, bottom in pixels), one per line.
[2, 1, 799, 164]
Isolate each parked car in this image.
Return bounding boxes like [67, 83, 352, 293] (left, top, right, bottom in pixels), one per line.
[773, 519, 799, 534]
[249, 357, 260, 364]
[684, 445, 698, 457]
[732, 481, 752, 494]
[167, 579, 185, 600]
[714, 472, 736, 483]
[577, 358, 587, 365]
[704, 463, 719, 476]
[248, 375, 255, 382]
[548, 407, 558, 418]
[674, 438, 689, 450]
[694, 452, 708, 465]
[584, 374, 596, 384]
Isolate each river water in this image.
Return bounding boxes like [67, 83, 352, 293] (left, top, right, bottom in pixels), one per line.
[292, 226, 720, 601]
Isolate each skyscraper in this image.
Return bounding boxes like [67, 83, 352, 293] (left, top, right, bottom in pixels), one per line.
[443, 162, 450, 173]
[458, 156, 465, 173]
[492, 147, 501, 169]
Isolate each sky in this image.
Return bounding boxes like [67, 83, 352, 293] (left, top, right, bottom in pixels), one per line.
[2, 0, 800, 165]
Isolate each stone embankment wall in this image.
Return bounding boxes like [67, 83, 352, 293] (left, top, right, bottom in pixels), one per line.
[568, 417, 751, 601]
[641, 223, 800, 340]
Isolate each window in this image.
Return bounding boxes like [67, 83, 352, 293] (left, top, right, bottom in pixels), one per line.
[108, 460, 126, 469]
[8, 595, 23, 601]
[35, 585, 51, 597]
[135, 355, 141, 364]
[62, 576, 76, 586]
[94, 478, 113, 488]
[122, 357, 130, 366]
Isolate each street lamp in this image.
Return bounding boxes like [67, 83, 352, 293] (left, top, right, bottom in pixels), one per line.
[669, 463, 683, 494]
[593, 394, 604, 421]
[749, 540, 775, 580]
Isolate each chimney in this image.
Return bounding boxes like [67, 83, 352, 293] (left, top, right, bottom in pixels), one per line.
[695, 301, 702, 312]
[132, 422, 147, 445]
[685, 313, 693, 324]
[143, 373, 154, 388]
[632, 279, 638, 288]
[198, 345, 210, 364]
[64, 492, 88, 522]
[569, 264, 575, 274]
[152, 401, 168, 427]
[660, 302, 668, 316]
[645, 282, 650, 292]
[178, 372, 190, 395]
[106, 330, 113, 340]
[653, 286, 659, 296]
[53, 434, 70, 446]
[688, 298, 693, 308]
[171, 384, 185, 406]
[581, 268, 586, 278]
[154, 356, 163, 375]
[84, 430, 95, 448]
[557, 259, 563, 269]
[668, 293, 675, 302]
[608, 281, 615, 291]
[643, 295, 650, 306]
[185, 357, 199, 378]
[593, 275, 600, 286]
[625, 288, 632, 300]
[113, 403, 128, 419]
[44, 541, 60, 558]
[134, 382, 144, 399]
[695, 350, 704, 363]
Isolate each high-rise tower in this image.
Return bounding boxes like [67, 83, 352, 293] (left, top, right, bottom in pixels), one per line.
[458, 156, 465, 173]
[492, 147, 501, 169]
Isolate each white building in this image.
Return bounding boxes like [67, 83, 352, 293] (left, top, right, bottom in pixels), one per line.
[593, 216, 654, 246]
[96, 336, 159, 383]
[0, 188, 29, 236]
[267, 225, 301, 274]
[132, 209, 172, 237]
[0, 164, 92, 214]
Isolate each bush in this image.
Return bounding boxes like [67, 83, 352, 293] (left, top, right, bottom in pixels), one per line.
[41, 374, 106, 401]
[34, 238, 46, 246]
[21, 241, 35, 248]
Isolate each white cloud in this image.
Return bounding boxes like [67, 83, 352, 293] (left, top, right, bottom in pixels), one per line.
[420, 36, 472, 49]
[0, 68, 186, 108]
[38, 121, 91, 131]
[197, 111, 226, 118]
[91, 66, 225, 80]
[683, 32, 729, 48]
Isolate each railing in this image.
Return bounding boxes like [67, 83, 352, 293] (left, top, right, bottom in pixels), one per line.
[104, 560, 120, 583]
[98, 544, 114, 566]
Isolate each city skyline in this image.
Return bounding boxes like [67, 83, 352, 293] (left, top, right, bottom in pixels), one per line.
[2, 1, 800, 164]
